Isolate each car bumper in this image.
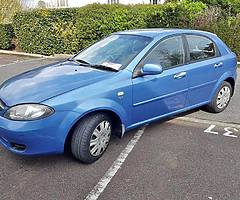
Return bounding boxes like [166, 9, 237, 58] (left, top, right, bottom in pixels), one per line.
[0, 111, 79, 156]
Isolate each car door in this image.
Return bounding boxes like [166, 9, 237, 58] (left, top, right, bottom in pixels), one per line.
[132, 35, 189, 124]
[184, 34, 223, 106]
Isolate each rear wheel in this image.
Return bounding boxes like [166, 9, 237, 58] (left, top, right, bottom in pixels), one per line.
[71, 113, 112, 163]
[205, 81, 232, 113]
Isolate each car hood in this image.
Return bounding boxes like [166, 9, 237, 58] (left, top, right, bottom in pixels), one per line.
[0, 61, 113, 106]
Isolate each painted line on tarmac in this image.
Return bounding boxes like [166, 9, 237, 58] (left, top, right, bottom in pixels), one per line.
[177, 116, 240, 129]
[84, 126, 146, 200]
[0, 57, 47, 68]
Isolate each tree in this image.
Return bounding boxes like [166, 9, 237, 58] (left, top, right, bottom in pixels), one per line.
[0, 0, 22, 24]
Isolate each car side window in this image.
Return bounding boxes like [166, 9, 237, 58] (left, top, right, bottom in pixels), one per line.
[142, 36, 184, 69]
[186, 35, 216, 61]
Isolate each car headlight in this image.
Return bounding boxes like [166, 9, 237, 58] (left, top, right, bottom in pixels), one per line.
[4, 104, 54, 121]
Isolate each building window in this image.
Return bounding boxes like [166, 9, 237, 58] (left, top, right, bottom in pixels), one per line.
[108, 0, 119, 4]
[150, 0, 161, 4]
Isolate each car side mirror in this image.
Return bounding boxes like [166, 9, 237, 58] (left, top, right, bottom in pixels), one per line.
[140, 64, 163, 76]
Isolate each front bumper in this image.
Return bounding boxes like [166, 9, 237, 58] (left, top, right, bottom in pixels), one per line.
[0, 111, 79, 156]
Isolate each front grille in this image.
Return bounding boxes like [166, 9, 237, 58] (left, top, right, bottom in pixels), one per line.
[0, 99, 5, 111]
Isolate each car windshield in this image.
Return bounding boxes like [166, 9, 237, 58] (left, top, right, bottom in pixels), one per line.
[73, 34, 152, 71]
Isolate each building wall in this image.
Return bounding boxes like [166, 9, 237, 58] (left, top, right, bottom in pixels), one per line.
[74, 0, 165, 7]
[23, 0, 165, 8]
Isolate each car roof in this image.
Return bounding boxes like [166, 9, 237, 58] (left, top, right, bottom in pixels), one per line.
[115, 28, 216, 38]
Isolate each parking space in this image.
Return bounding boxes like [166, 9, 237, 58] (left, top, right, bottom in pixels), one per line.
[0, 56, 62, 83]
[0, 130, 135, 200]
[0, 54, 34, 66]
[0, 54, 239, 200]
[188, 80, 240, 124]
[99, 120, 240, 200]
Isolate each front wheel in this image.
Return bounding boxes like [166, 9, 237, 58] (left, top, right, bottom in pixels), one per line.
[71, 113, 112, 163]
[205, 81, 232, 113]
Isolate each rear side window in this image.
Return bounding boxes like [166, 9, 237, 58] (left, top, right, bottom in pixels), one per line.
[186, 35, 216, 62]
[143, 36, 184, 69]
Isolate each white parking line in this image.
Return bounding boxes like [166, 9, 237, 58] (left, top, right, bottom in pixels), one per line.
[178, 116, 240, 129]
[84, 126, 146, 200]
[0, 58, 46, 68]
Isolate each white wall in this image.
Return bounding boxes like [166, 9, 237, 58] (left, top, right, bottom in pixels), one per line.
[68, 0, 157, 7]
[68, 0, 103, 7]
[24, 0, 165, 8]
[119, 0, 150, 4]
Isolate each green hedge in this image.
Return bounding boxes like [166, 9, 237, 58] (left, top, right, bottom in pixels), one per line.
[76, 2, 206, 49]
[200, 16, 240, 56]
[0, 24, 14, 49]
[190, 6, 240, 56]
[76, 4, 148, 49]
[213, 17, 240, 56]
[192, 0, 240, 15]
[12, 2, 206, 55]
[145, 1, 206, 28]
[13, 8, 79, 55]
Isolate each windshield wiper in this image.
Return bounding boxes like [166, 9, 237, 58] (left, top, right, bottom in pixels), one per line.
[67, 58, 90, 66]
[68, 58, 118, 72]
[89, 64, 119, 72]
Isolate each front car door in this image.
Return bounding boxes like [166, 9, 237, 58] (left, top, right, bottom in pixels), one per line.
[184, 34, 223, 106]
[131, 35, 189, 125]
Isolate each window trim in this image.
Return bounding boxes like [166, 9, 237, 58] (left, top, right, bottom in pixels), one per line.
[133, 34, 186, 78]
[183, 33, 221, 65]
[133, 33, 222, 78]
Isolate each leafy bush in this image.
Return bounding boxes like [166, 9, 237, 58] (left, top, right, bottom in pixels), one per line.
[12, 2, 206, 55]
[0, 24, 14, 49]
[13, 8, 79, 55]
[145, 1, 206, 28]
[191, 6, 240, 55]
[197, 15, 240, 56]
[213, 17, 240, 56]
[76, 4, 148, 49]
[0, 0, 22, 24]
[191, 6, 222, 28]
[76, 1, 206, 48]
[192, 0, 240, 15]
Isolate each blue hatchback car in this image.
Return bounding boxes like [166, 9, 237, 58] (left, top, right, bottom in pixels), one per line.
[0, 29, 237, 163]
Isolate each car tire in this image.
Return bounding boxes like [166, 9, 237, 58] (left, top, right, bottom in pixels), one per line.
[205, 81, 232, 113]
[71, 113, 112, 164]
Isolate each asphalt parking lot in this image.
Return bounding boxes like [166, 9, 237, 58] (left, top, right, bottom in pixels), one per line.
[0, 54, 240, 200]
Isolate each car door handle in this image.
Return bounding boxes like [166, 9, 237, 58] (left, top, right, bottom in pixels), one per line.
[214, 62, 223, 68]
[174, 72, 186, 79]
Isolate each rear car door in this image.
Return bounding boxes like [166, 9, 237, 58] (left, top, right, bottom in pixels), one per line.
[184, 34, 223, 106]
[132, 35, 189, 124]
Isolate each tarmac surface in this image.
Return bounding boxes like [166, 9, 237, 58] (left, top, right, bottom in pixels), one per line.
[0, 54, 239, 200]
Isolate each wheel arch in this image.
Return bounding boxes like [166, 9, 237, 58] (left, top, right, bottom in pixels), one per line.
[210, 72, 236, 101]
[224, 77, 235, 96]
[64, 109, 125, 152]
